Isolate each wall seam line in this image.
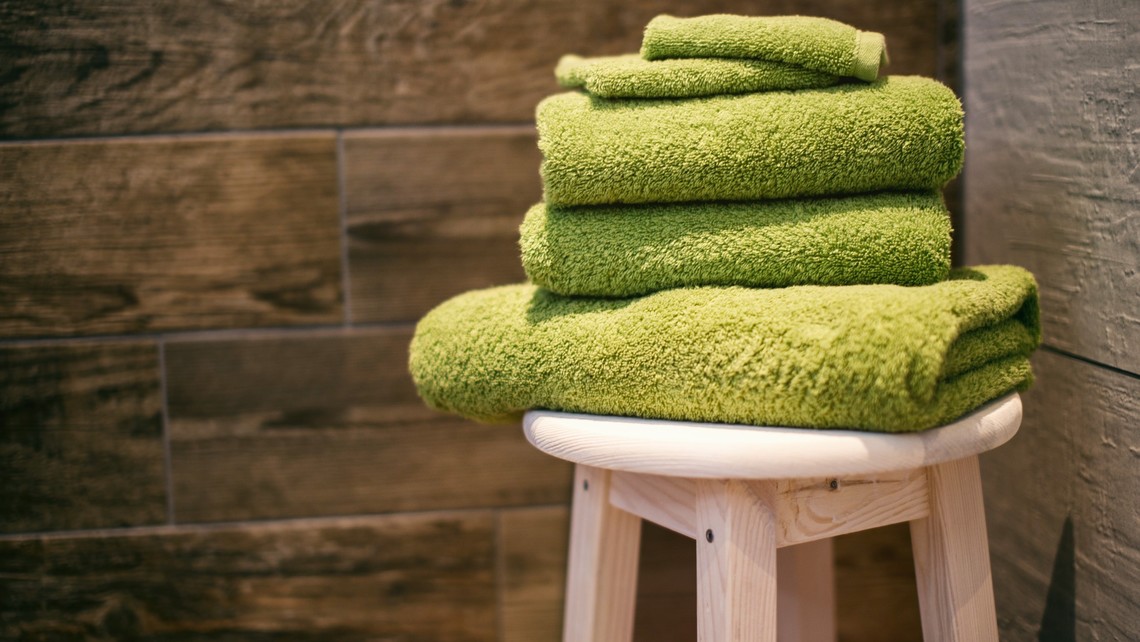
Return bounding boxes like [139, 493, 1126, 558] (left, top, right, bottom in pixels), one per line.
[157, 339, 177, 525]
[337, 130, 353, 326]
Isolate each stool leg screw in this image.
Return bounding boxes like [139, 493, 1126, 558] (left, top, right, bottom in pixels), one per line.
[705, 529, 714, 543]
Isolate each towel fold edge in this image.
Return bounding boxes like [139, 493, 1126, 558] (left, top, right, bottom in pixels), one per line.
[852, 30, 886, 80]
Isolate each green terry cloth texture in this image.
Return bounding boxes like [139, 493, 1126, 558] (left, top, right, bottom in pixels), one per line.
[409, 265, 1040, 433]
[641, 14, 887, 82]
[555, 53, 837, 98]
[520, 192, 952, 297]
[537, 76, 964, 207]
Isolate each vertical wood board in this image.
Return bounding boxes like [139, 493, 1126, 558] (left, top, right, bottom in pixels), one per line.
[981, 351, 1139, 640]
[963, 0, 1140, 371]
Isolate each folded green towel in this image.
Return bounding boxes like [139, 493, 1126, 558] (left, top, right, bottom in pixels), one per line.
[641, 14, 887, 82]
[520, 192, 952, 297]
[555, 53, 837, 98]
[409, 266, 1039, 432]
[537, 76, 964, 207]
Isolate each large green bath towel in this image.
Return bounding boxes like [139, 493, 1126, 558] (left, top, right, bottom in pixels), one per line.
[409, 266, 1039, 432]
[555, 53, 837, 98]
[520, 192, 952, 297]
[537, 76, 964, 207]
[641, 14, 887, 82]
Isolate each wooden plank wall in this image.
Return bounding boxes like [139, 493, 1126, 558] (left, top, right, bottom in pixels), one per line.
[963, 1, 1139, 639]
[2, 1, 958, 639]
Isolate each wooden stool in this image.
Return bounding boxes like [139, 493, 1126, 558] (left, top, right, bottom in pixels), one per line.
[523, 393, 1022, 642]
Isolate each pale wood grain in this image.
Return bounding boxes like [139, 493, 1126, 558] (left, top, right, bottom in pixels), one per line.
[0, 512, 497, 641]
[563, 465, 641, 642]
[524, 394, 1022, 479]
[611, 472, 698, 540]
[343, 128, 539, 323]
[0, 135, 342, 337]
[963, 0, 1140, 372]
[777, 539, 837, 642]
[165, 328, 571, 522]
[980, 351, 1140, 640]
[0, 0, 939, 137]
[696, 479, 778, 642]
[602, 470, 931, 549]
[775, 470, 929, 547]
[0, 341, 165, 534]
[910, 455, 998, 641]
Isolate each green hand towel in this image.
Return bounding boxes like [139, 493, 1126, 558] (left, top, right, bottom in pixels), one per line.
[520, 192, 952, 297]
[537, 76, 964, 207]
[641, 14, 887, 82]
[555, 53, 837, 98]
[409, 265, 1040, 432]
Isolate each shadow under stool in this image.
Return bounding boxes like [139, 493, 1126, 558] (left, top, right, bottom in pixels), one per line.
[523, 393, 1022, 642]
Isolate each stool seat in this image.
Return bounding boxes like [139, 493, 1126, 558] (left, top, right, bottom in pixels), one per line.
[524, 393, 1021, 479]
[525, 394, 1022, 641]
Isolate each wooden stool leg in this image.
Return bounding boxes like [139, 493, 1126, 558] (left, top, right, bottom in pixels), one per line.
[696, 480, 778, 642]
[777, 538, 837, 642]
[563, 465, 641, 642]
[910, 455, 999, 641]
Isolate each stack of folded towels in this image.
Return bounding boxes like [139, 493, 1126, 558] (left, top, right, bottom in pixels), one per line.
[410, 14, 1041, 433]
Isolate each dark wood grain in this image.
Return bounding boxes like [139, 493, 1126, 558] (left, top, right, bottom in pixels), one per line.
[0, 341, 166, 534]
[834, 524, 923, 641]
[499, 506, 570, 642]
[1, 0, 939, 137]
[0, 512, 497, 641]
[963, 0, 1139, 372]
[344, 128, 540, 323]
[164, 328, 573, 523]
[0, 135, 342, 338]
[981, 351, 1140, 640]
[634, 522, 699, 642]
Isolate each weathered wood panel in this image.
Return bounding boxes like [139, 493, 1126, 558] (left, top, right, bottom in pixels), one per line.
[0, 512, 497, 641]
[0, 341, 166, 534]
[0, 135, 342, 338]
[834, 524, 923, 641]
[981, 351, 1139, 640]
[634, 522, 699, 642]
[499, 506, 570, 642]
[344, 128, 539, 323]
[164, 328, 572, 523]
[963, 0, 1140, 372]
[0, 1, 939, 138]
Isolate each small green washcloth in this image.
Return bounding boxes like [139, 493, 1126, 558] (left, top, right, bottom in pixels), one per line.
[520, 192, 952, 297]
[641, 14, 887, 82]
[537, 76, 964, 207]
[555, 53, 837, 98]
[409, 266, 1039, 433]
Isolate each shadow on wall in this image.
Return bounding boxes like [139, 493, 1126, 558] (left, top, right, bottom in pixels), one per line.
[1039, 515, 1075, 642]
